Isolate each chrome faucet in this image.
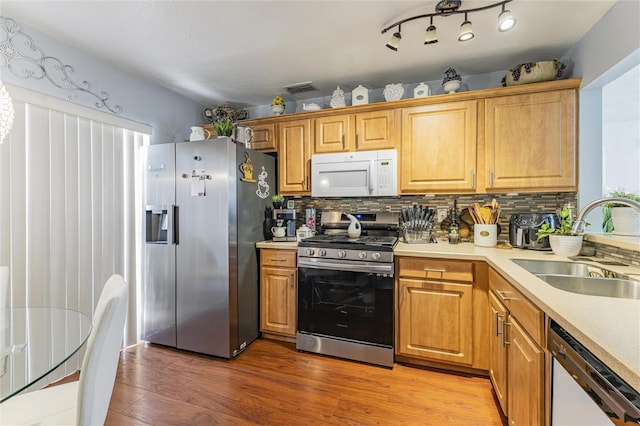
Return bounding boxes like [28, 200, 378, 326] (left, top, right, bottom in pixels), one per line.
[571, 197, 640, 234]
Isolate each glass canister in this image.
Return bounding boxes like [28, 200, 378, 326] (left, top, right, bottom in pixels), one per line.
[305, 208, 316, 232]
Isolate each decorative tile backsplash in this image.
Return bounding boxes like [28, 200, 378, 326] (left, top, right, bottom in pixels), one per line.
[285, 192, 638, 265]
[292, 192, 578, 241]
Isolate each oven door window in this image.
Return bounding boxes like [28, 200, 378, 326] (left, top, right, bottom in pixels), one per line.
[298, 267, 393, 346]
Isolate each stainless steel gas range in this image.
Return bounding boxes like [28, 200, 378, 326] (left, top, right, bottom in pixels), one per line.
[296, 212, 398, 368]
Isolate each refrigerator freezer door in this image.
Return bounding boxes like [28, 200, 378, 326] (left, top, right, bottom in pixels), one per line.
[175, 140, 233, 357]
[141, 143, 177, 347]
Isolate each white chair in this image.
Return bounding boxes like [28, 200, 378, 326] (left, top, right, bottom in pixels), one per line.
[0, 274, 129, 425]
[0, 266, 8, 308]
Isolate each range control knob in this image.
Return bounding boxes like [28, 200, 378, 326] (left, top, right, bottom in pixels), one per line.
[358, 251, 367, 259]
[318, 249, 327, 257]
[337, 250, 347, 258]
[305, 248, 315, 256]
[371, 252, 381, 260]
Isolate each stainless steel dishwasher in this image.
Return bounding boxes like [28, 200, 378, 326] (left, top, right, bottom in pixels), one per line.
[548, 320, 640, 425]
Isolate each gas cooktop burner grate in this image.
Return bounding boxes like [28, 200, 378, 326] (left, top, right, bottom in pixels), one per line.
[299, 235, 398, 247]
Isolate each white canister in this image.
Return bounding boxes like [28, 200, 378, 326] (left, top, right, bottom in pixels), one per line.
[351, 85, 369, 106]
[474, 224, 498, 247]
[413, 82, 431, 98]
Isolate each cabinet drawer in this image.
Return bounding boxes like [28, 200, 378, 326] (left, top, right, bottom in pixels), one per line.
[489, 268, 544, 345]
[397, 257, 474, 283]
[260, 249, 297, 268]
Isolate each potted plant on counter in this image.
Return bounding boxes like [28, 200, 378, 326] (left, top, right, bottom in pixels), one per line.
[602, 190, 640, 236]
[536, 207, 584, 257]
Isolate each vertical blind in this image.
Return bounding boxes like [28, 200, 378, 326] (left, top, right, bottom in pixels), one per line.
[0, 84, 150, 389]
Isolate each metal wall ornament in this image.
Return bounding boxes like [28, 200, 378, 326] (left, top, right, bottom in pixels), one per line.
[0, 17, 122, 114]
[204, 106, 248, 124]
[0, 80, 15, 143]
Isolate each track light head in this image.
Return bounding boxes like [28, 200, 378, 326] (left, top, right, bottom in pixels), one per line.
[458, 14, 474, 41]
[386, 27, 402, 51]
[424, 17, 438, 45]
[498, 5, 516, 32]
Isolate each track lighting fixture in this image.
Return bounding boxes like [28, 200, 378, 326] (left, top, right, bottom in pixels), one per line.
[498, 3, 516, 32]
[424, 17, 438, 45]
[382, 0, 516, 51]
[458, 13, 474, 41]
[385, 24, 402, 51]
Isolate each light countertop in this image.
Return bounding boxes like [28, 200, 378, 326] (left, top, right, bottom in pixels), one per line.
[257, 239, 640, 390]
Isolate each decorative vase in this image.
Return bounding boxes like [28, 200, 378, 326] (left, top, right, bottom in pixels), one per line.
[549, 234, 583, 257]
[383, 84, 404, 101]
[330, 86, 346, 108]
[611, 207, 640, 236]
[271, 104, 285, 115]
[442, 67, 462, 94]
[443, 80, 461, 94]
[272, 201, 284, 209]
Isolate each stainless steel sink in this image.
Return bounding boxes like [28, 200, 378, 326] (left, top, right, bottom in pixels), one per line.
[536, 274, 640, 300]
[511, 259, 625, 279]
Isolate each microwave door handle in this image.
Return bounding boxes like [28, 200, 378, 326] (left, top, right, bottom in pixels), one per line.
[369, 160, 374, 193]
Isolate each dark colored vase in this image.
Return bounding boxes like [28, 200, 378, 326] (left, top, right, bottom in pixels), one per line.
[263, 207, 274, 240]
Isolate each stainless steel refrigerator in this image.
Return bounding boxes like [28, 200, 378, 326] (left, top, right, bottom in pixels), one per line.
[141, 138, 275, 358]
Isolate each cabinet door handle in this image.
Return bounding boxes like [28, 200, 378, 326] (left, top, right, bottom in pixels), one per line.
[496, 290, 512, 301]
[489, 169, 494, 187]
[269, 258, 286, 262]
[401, 281, 405, 305]
[501, 320, 511, 347]
[423, 268, 446, 273]
[303, 176, 308, 190]
[356, 133, 360, 149]
[290, 272, 294, 288]
[471, 170, 475, 189]
[494, 312, 502, 337]
[342, 134, 346, 150]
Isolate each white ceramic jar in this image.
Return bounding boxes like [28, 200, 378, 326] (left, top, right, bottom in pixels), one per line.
[413, 82, 431, 98]
[351, 85, 369, 106]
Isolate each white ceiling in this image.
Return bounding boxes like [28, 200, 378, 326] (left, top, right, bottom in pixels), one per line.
[1, 0, 617, 108]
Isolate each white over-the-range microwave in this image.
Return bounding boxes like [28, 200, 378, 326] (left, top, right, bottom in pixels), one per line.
[311, 149, 398, 197]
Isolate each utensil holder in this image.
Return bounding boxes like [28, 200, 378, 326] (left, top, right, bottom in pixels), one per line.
[474, 224, 498, 247]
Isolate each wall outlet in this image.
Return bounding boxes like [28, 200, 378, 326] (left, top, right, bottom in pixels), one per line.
[437, 208, 449, 222]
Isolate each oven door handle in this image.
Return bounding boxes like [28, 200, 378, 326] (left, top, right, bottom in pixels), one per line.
[298, 258, 393, 275]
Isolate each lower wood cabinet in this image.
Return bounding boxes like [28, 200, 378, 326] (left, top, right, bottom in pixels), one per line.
[396, 257, 489, 371]
[488, 267, 545, 426]
[398, 277, 473, 365]
[259, 248, 297, 341]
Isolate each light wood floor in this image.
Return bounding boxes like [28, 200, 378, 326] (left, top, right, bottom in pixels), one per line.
[105, 338, 507, 425]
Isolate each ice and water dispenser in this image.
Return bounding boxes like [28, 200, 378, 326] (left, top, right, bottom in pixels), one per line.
[145, 205, 173, 244]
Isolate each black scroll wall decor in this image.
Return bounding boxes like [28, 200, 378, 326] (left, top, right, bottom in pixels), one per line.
[0, 16, 122, 114]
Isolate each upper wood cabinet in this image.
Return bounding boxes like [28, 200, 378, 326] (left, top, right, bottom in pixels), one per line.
[277, 119, 312, 195]
[400, 101, 478, 193]
[246, 121, 276, 151]
[484, 89, 577, 192]
[314, 110, 398, 153]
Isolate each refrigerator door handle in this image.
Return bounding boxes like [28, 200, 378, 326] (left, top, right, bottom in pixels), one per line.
[170, 205, 179, 245]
